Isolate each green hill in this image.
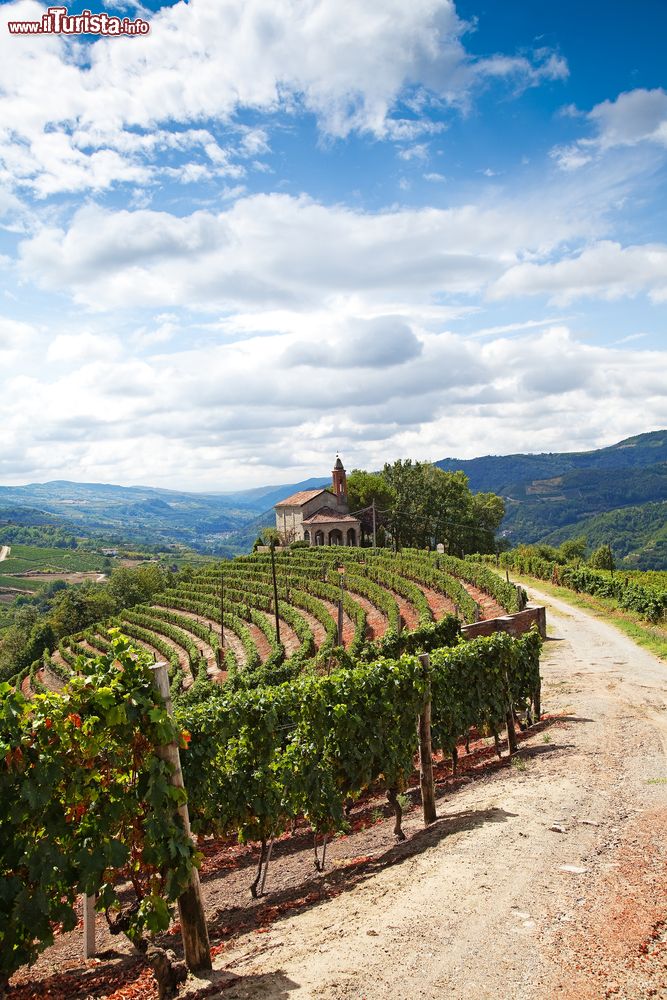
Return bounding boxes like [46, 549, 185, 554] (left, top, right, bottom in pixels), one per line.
[2, 431, 665, 566]
[435, 430, 667, 568]
[435, 430, 667, 491]
[540, 501, 667, 569]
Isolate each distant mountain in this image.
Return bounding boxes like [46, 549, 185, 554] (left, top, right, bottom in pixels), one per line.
[0, 480, 252, 548]
[1, 431, 664, 565]
[435, 430, 667, 568]
[435, 430, 667, 491]
[540, 501, 667, 570]
[0, 476, 330, 554]
[217, 477, 330, 513]
[0, 504, 78, 529]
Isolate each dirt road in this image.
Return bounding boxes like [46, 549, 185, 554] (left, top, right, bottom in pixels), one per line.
[192, 584, 667, 1000]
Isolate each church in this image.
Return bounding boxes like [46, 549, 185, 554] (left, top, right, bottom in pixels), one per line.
[274, 456, 362, 546]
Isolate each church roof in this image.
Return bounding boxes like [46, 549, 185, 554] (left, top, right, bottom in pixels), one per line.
[303, 507, 360, 525]
[275, 488, 330, 508]
[334, 455, 344, 470]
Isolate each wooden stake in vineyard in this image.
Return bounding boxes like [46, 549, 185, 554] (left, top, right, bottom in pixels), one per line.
[417, 653, 437, 825]
[83, 894, 96, 959]
[150, 663, 211, 972]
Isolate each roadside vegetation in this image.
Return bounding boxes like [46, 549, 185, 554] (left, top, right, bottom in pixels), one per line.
[472, 540, 667, 659]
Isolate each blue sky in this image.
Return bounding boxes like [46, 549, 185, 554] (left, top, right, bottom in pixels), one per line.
[0, 0, 666, 489]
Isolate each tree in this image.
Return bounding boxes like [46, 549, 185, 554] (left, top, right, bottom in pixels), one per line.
[49, 586, 117, 638]
[470, 492, 506, 554]
[381, 459, 433, 549]
[559, 537, 587, 563]
[378, 460, 505, 555]
[428, 468, 475, 555]
[107, 564, 166, 609]
[346, 470, 395, 544]
[346, 469, 395, 513]
[261, 527, 282, 548]
[589, 544, 615, 572]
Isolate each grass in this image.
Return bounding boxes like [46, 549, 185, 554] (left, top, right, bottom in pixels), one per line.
[508, 571, 667, 661]
[510, 757, 529, 772]
[646, 777, 667, 785]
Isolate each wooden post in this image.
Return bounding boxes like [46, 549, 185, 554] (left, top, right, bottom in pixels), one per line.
[417, 653, 437, 825]
[150, 663, 212, 972]
[337, 572, 344, 646]
[533, 678, 541, 724]
[372, 498, 377, 549]
[83, 894, 96, 959]
[505, 708, 518, 754]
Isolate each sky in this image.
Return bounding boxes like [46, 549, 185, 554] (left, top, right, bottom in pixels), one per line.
[1, 0, 666, 491]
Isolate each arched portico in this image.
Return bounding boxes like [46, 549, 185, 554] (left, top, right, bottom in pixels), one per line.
[329, 528, 343, 545]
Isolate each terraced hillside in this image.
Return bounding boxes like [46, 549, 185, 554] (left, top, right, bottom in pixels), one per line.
[16, 548, 524, 699]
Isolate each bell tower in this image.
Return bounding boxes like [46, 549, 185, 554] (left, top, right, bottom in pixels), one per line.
[332, 454, 348, 506]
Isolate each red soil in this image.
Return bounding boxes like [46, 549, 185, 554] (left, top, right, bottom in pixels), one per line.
[392, 591, 421, 631]
[255, 609, 301, 657]
[294, 607, 328, 651]
[345, 592, 387, 640]
[246, 621, 273, 662]
[460, 581, 506, 619]
[414, 582, 458, 619]
[318, 598, 356, 648]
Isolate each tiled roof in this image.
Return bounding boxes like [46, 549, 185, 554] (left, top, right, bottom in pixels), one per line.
[274, 488, 329, 508]
[302, 507, 360, 525]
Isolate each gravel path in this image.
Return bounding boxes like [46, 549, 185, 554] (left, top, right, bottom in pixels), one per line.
[191, 583, 667, 1000]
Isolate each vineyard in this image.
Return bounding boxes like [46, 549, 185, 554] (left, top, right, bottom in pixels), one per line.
[20, 547, 527, 702]
[3, 547, 544, 995]
[481, 550, 667, 624]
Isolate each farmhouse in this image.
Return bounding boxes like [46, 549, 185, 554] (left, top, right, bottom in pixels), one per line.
[274, 456, 361, 546]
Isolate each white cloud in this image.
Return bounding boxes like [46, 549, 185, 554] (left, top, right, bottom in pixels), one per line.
[398, 143, 429, 161]
[0, 316, 35, 350]
[46, 332, 123, 364]
[550, 144, 593, 171]
[490, 240, 667, 304]
[282, 317, 423, 368]
[0, 321, 663, 489]
[590, 88, 667, 150]
[19, 191, 595, 311]
[0, 0, 567, 195]
[552, 88, 667, 170]
[467, 49, 568, 91]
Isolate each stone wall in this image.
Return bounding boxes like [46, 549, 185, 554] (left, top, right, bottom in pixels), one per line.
[460, 603, 546, 641]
